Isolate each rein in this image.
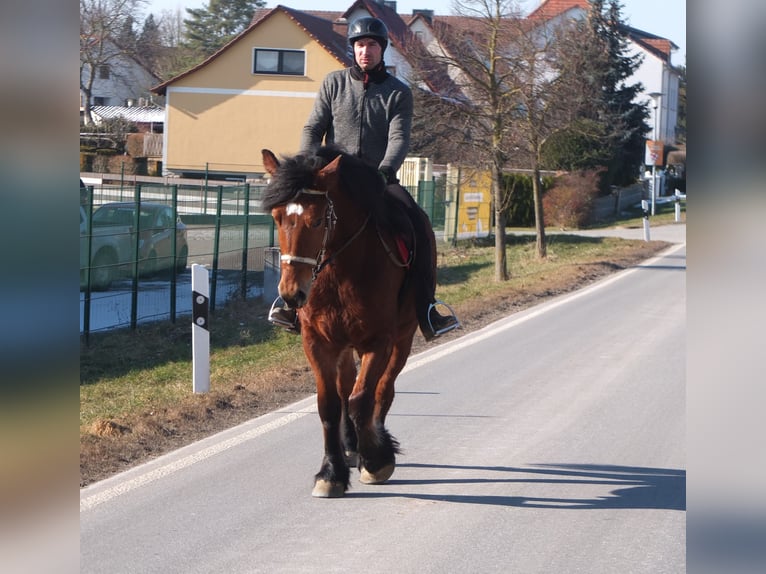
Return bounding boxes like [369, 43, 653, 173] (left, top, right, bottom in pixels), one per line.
[279, 188, 370, 280]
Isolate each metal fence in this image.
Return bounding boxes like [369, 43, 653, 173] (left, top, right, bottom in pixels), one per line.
[80, 181, 274, 339]
[79, 178, 451, 339]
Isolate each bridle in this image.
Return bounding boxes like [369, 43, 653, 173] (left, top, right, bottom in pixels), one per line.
[279, 188, 370, 280]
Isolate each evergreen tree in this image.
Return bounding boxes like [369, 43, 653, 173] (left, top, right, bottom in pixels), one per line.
[590, 0, 649, 186]
[138, 14, 164, 74]
[183, 0, 265, 58]
[115, 14, 138, 53]
[675, 63, 686, 144]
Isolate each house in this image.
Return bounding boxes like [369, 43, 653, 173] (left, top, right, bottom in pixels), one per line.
[151, 0, 429, 179]
[151, 0, 681, 178]
[527, 0, 681, 144]
[80, 38, 162, 121]
[151, 6, 346, 179]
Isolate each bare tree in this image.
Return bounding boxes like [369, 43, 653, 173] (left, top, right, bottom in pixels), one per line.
[151, 8, 202, 81]
[409, 0, 621, 271]
[80, 0, 147, 124]
[409, 0, 526, 280]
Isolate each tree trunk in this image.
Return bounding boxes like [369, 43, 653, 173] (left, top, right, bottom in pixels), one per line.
[492, 165, 509, 281]
[532, 165, 547, 258]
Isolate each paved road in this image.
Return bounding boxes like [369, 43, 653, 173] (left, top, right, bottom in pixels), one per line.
[81, 227, 686, 573]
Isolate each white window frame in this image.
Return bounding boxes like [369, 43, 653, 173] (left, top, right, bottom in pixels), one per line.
[252, 48, 306, 76]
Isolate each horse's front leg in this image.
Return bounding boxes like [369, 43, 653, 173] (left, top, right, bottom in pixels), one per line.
[348, 347, 401, 485]
[337, 349, 359, 468]
[307, 344, 350, 498]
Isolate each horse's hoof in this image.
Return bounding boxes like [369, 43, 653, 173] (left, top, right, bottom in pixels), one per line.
[345, 450, 359, 467]
[311, 479, 346, 498]
[359, 464, 395, 484]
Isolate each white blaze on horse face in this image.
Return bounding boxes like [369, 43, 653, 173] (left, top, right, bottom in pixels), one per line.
[286, 202, 304, 216]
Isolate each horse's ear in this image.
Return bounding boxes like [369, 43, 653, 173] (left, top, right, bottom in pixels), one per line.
[262, 149, 280, 176]
[318, 154, 342, 179]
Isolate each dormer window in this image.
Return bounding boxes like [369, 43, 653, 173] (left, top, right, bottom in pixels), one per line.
[253, 48, 305, 76]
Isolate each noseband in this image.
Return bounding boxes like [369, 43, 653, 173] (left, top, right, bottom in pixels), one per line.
[280, 188, 369, 280]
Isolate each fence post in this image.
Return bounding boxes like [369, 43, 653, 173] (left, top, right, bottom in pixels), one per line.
[210, 185, 224, 312]
[130, 185, 142, 329]
[82, 189, 96, 343]
[170, 185, 179, 323]
[675, 189, 682, 222]
[203, 163, 209, 215]
[240, 183, 250, 299]
[191, 264, 210, 394]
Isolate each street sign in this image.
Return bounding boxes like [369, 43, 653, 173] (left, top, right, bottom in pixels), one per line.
[645, 140, 664, 166]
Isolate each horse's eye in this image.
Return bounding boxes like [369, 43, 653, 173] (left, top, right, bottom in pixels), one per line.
[311, 217, 323, 229]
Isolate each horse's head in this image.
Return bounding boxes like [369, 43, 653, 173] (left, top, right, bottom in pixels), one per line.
[262, 149, 342, 308]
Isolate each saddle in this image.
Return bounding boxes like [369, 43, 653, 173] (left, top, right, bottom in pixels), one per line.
[381, 184, 417, 268]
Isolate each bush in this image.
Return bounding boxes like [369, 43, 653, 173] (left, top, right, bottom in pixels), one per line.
[92, 152, 116, 173]
[542, 169, 603, 229]
[108, 155, 147, 176]
[502, 173, 555, 227]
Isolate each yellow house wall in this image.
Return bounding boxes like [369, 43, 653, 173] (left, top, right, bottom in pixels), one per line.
[164, 13, 345, 175]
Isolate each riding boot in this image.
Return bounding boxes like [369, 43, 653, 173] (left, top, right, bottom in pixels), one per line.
[268, 296, 301, 333]
[424, 301, 460, 341]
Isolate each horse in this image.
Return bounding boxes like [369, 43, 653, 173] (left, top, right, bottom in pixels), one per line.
[261, 146, 437, 498]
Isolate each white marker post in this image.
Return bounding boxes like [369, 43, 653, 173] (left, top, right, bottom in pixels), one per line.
[191, 264, 210, 393]
[642, 199, 651, 242]
[675, 189, 682, 222]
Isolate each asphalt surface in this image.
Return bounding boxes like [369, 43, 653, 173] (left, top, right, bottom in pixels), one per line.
[81, 223, 686, 573]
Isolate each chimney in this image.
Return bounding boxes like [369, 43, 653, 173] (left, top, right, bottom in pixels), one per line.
[333, 17, 348, 37]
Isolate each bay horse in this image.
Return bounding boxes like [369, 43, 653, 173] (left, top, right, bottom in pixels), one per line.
[261, 146, 436, 498]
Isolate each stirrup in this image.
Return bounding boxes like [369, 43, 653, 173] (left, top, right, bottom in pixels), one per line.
[268, 297, 299, 332]
[427, 300, 460, 337]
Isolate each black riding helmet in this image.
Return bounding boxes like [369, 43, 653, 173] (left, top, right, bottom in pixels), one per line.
[348, 17, 388, 52]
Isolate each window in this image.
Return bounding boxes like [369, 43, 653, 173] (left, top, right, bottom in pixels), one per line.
[98, 65, 110, 79]
[253, 49, 305, 76]
[93, 97, 108, 106]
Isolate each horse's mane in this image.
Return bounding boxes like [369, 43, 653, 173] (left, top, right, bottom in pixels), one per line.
[262, 146, 388, 223]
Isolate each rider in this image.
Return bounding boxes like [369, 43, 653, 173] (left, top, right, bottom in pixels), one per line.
[268, 16, 459, 341]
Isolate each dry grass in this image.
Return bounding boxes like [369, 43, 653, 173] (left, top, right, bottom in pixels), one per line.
[80, 230, 672, 487]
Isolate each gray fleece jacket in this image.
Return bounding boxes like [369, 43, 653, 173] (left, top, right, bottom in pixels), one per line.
[301, 67, 413, 178]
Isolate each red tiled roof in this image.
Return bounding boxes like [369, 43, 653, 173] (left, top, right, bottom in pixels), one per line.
[528, 0, 590, 20]
[622, 25, 678, 62]
[279, 6, 351, 65]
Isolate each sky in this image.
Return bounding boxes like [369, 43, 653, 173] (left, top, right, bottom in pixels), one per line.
[143, 0, 686, 66]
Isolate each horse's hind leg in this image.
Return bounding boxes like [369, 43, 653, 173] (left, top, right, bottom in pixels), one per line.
[354, 338, 413, 485]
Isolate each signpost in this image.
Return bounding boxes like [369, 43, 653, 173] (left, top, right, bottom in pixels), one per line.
[192, 264, 210, 394]
[645, 139, 664, 216]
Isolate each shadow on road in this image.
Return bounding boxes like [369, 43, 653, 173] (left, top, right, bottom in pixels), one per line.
[349, 462, 685, 511]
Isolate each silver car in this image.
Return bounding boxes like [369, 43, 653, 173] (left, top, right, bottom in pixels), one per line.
[80, 202, 189, 290]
